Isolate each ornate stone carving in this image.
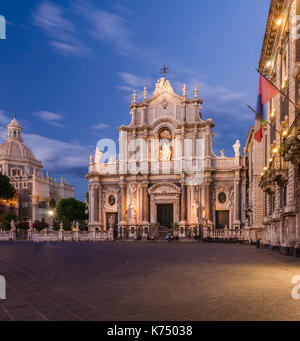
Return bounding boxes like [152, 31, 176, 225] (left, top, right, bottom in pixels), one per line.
[148, 183, 181, 196]
[153, 78, 174, 96]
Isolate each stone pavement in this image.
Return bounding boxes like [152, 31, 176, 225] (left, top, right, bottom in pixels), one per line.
[0, 241, 299, 321]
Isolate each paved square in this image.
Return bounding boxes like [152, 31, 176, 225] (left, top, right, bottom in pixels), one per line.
[0, 241, 299, 321]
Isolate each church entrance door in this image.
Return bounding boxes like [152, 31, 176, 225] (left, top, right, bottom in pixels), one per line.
[157, 204, 173, 228]
[216, 211, 229, 229]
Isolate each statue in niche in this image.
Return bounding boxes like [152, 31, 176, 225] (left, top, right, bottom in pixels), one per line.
[159, 129, 173, 161]
[161, 141, 171, 161]
[129, 203, 137, 220]
[192, 201, 199, 219]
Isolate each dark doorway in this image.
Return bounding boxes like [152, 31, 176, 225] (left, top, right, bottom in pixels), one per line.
[106, 213, 118, 238]
[216, 211, 229, 229]
[157, 204, 173, 228]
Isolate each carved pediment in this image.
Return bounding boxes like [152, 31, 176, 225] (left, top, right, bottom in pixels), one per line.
[148, 183, 181, 195]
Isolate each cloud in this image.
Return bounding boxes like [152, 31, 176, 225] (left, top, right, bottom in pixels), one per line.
[49, 40, 89, 57]
[91, 123, 109, 130]
[32, 1, 90, 57]
[0, 124, 91, 175]
[33, 1, 138, 58]
[34, 110, 64, 127]
[118, 72, 152, 88]
[117, 72, 155, 102]
[86, 10, 134, 56]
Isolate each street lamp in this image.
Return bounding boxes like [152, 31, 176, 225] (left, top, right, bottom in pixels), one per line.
[48, 210, 54, 231]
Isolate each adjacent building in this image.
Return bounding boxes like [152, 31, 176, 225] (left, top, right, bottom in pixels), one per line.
[0, 116, 74, 222]
[246, 0, 300, 255]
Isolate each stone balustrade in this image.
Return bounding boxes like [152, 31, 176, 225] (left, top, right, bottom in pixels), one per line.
[0, 229, 114, 242]
[202, 227, 245, 241]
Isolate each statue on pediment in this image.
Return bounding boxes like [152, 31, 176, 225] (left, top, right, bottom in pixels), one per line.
[153, 78, 174, 96]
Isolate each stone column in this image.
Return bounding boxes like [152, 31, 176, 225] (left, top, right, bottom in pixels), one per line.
[240, 179, 246, 226]
[120, 183, 127, 225]
[181, 128, 185, 171]
[32, 198, 39, 222]
[98, 183, 102, 228]
[204, 179, 212, 223]
[89, 185, 95, 224]
[137, 183, 142, 224]
[94, 184, 99, 223]
[193, 132, 197, 165]
[141, 106, 147, 126]
[131, 108, 137, 126]
[180, 180, 186, 225]
[233, 172, 241, 227]
[142, 182, 149, 224]
[187, 185, 192, 224]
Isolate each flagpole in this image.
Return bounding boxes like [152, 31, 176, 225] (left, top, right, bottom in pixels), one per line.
[256, 68, 300, 136]
[247, 104, 282, 136]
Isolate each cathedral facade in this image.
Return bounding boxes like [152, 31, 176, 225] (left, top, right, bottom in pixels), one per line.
[87, 77, 247, 238]
[0, 116, 74, 222]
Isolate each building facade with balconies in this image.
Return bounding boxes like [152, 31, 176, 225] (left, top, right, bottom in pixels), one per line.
[247, 0, 300, 256]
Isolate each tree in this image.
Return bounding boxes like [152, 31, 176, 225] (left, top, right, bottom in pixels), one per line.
[55, 198, 87, 229]
[0, 173, 15, 199]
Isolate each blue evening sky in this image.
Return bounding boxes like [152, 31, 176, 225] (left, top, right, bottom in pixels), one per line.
[0, 0, 270, 200]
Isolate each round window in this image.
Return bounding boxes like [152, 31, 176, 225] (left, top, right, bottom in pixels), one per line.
[218, 192, 227, 204]
[108, 195, 116, 206]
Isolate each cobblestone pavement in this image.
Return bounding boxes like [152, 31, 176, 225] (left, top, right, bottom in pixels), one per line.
[0, 241, 299, 321]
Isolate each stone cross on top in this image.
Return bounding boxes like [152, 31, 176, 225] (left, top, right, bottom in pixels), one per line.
[160, 65, 169, 79]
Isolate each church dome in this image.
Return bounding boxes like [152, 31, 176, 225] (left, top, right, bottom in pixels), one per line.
[0, 140, 38, 161]
[0, 116, 40, 163]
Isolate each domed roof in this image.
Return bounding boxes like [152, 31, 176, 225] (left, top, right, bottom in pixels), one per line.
[0, 116, 41, 164]
[0, 140, 38, 162]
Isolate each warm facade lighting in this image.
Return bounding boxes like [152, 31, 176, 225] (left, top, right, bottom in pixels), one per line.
[269, 158, 273, 162]
[271, 109, 276, 118]
[266, 61, 271, 68]
[49, 210, 54, 216]
[282, 77, 288, 89]
[264, 167, 268, 171]
[272, 147, 278, 154]
[276, 17, 282, 26]
[282, 130, 288, 136]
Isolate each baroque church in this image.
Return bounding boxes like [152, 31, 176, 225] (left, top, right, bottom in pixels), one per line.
[0, 116, 74, 222]
[87, 76, 247, 238]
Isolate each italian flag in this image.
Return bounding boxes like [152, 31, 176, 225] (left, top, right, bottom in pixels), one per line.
[254, 74, 279, 143]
